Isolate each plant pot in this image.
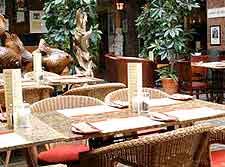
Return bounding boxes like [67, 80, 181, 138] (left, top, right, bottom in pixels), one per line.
[161, 78, 178, 95]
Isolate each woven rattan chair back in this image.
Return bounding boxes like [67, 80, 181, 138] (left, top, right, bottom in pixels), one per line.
[31, 95, 104, 112]
[80, 125, 210, 167]
[0, 85, 54, 109]
[104, 88, 169, 104]
[199, 125, 225, 167]
[63, 83, 126, 101]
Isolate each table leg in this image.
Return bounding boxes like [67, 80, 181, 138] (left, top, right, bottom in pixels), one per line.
[216, 70, 224, 104]
[4, 151, 11, 167]
[210, 69, 224, 104]
[24, 146, 39, 167]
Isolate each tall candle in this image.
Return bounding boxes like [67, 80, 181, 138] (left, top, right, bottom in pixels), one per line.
[33, 53, 42, 82]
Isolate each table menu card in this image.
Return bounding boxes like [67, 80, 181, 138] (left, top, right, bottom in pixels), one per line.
[165, 107, 225, 121]
[33, 52, 42, 82]
[57, 105, 120, 117]
[128, 63, 142, 109]
[90, 116, 162, 133]
[3, 69, 23, 128]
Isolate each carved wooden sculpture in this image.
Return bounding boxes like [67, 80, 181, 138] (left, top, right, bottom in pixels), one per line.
[0, 46, 21, 71]
[33, 39, 73, 75]
[74, 9, 94, 76]
[0, 14, 6, 36]
[0, 15, 22, 71]
[4, 33, 33, 72]
[0, 14, 72, 75]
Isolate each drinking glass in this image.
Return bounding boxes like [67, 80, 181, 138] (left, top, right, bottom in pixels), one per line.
[132, 91, 150, 114]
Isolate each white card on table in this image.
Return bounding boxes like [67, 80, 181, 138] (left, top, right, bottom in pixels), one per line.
[3, 69, 23, 128]
[128, 63, 142, 109]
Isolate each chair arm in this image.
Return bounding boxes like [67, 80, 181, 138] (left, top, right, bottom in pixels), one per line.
[209, 126, 225, 145]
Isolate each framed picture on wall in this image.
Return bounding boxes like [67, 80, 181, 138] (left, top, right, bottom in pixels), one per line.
[210, 25, 221, 45]
[0, 0, 5, 15]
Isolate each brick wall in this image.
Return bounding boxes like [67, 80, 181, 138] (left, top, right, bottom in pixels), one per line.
[207, 0, 225, 50]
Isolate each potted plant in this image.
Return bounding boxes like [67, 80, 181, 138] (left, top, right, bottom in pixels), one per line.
[136, 0, 199, 94]
[156, 66, 178, 94]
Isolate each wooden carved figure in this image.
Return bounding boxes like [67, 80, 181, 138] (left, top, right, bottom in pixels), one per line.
[0, 14, 6, 36]
[33, 39, 73, 75]
[74, 9, 94, 76]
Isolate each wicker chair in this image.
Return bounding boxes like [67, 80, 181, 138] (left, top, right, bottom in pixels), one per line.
[199, 125, 225, 167]
[104, 87, 169, 104]
[30, 95, 104, 166]
[80, 125, 210, 167]
[31, 95, 104, 112]
[0, 85, 54, 110]
[63, 83, 126, 101]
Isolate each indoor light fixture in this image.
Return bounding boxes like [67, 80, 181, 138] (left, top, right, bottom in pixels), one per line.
[115, 0, 125, 10]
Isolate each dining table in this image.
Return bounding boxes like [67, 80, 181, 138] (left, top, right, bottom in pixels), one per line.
[33, 99, 225, 142]
[0, 75, 105, 96]
[0, 115, 65, 166]
[192, 61, 225, 103]
[44, 75, 104, 87]
[1, 98, 225, 166]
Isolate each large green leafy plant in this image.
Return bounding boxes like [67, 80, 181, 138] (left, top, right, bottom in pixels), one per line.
[42, 0, 101, 70]
[136, 0, 199, 79]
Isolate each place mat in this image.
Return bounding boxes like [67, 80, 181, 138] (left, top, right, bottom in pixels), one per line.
[144, 98, 179, 107]
[90, 116, 162, 133]
[109, 100, 129, 109]
[165, 107, 225, 121]
[57, 105, 121, 118]
[46, 77, 95, 83]
[21, 78, 33, 82]
[148, 112, 177, 122]
[71, 122, 100, 134]
[22, 81, 38, 86]
[169, 94, 193, 101]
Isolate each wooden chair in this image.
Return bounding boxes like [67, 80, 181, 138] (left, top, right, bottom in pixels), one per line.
[175, 59, 210, 100]
[191, 56, 209, 81]
[104, 87, 169, 104]
[104, 53, 156, 87]
[80, 125, 210, 167]
[30, 95, 104, 166]
[63, 83, 126, 101]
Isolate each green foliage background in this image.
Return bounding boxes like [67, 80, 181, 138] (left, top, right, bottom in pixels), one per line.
[136, 0, 199, 79]
[42, 0, 101, 71]
[136, 0, 199, 61]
